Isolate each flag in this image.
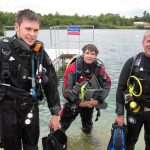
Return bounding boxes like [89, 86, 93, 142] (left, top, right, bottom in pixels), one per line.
[67, 26, 80, 35]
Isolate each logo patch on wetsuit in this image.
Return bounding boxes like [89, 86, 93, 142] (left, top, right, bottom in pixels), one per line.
[2, 38, 9, 43]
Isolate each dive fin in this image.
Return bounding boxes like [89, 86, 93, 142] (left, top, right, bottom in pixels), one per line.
[107, 123, 126, 150]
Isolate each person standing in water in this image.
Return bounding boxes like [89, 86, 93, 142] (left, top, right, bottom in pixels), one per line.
[115, 30, 150, 150]
[0, 9, 61, 150]
[60, 44, 111, 134]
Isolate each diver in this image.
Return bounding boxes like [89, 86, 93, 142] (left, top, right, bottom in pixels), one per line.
[115, 30, 150, 150]
[0, 9, 61, 150]
[60, 44, 111, 134]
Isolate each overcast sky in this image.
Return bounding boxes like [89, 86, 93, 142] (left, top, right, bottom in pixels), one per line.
[0, 0, 150, 18]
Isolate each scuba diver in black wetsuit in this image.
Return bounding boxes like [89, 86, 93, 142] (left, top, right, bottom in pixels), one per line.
[60, 44, 111, 134]
[115, 30, 150, 150]
[0, 9, 61, 150]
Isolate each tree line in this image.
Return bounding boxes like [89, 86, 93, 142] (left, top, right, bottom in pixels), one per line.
[0, 10, 150, 36]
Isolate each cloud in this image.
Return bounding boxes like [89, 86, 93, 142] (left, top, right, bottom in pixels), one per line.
[0, 0, 150, 18]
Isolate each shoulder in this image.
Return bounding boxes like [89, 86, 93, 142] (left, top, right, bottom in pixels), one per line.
[0, 37, 12, 55]
[66, 55, 82, 71]
[123, 53, 140, 66]
[94, 58, 104, 68]
[121, 55, 138, 74]
[125, 52, 143, 66]
[94, 59, 108, 76]
[39, 46, 53, 66]
[0, 37, 12, 45]
[126, 57, 134, 64]
[66, 61, 76, 72]
[67, 55, 82, 66]
[43, 52, 52, 66]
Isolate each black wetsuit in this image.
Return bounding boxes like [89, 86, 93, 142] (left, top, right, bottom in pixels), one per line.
[0, 36, 60, 150]
[116, 52, 150, 150]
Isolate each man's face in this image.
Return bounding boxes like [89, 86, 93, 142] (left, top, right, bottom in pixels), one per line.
[83, 49, 97, 64]
[14, 19, 40, 46]
[142, 32, 150, 58]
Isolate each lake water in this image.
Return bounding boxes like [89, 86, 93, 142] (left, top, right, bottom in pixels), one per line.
[36, 29, 147, 150]
[4, 29, 146, 150]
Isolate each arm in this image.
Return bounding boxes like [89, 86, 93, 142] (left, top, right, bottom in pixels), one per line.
[115, 57, 133, 125]
[62, 62, 80, 105]
[42, 50, 61, 130]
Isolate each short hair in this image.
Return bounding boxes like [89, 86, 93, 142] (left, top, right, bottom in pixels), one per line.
[82, 44, 99, 55]
[16, 9, 41, 25]
[143, 30, 150, 42]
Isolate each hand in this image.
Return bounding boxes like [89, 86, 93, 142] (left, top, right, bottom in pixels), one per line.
[89, 98, 98, 107]
[79, 101, 90, 107]
[79, 99, 98, 108]
[115, 115, 124, 126]
[48, 115, 61, 131]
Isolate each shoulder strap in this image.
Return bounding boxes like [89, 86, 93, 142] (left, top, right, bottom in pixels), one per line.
[93, 58, 104, 77]
[75, 56, 83, 82]
[32, 41, 46, 100]
[129, 52, 143, 76]
[95, 58, 104, 68]
[66, 54, 81, 68]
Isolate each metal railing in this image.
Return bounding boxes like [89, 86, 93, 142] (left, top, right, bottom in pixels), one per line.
[49, 25, 95, 54]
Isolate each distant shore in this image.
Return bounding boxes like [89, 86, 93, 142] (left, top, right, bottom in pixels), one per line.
[1, 25, 149, 37]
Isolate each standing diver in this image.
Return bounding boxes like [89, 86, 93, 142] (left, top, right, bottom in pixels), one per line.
[60, 44, 111, 134]
[0, 9, 61, 150]
[115, 30, 150, 150]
